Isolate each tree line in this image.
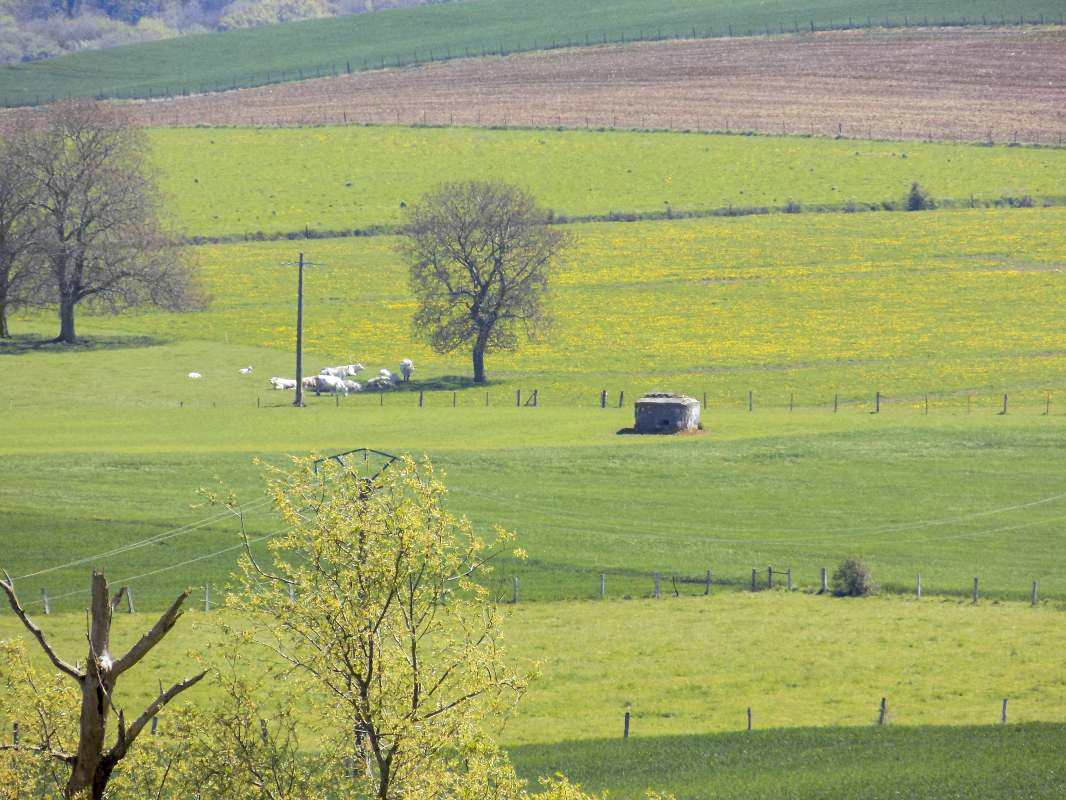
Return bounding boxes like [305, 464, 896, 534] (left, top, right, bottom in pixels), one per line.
[0, 99, 199, 342]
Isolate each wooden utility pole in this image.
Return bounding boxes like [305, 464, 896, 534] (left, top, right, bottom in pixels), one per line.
[283, 252, 321, 408]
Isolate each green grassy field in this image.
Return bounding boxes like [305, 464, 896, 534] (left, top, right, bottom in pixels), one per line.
[147, 127, 1066, 238]
[1, 0, 1061, 104]
[3, 594, 1065, 797]
[3, 207, 1064, 610]
[510, 724, 1066, 798]
[1, 120, 1064, 796]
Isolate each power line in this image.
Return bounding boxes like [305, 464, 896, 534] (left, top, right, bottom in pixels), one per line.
[14, 496, 272, 581]
[40, 532, 278, 605]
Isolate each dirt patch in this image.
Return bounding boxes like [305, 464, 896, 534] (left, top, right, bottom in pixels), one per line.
[107, 27, 1066, 144]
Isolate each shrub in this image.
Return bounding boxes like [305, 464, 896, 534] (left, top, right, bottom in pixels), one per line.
[831, 556, 878, 596]
[905, 181, 935, 211]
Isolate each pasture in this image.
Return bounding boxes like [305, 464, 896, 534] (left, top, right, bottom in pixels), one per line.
[146, 127, 1066, 238]
[1, 0, 1063, 103]
[2, 208, 1064, 610]
[1, 593, 1065, 797]
[1, 118, 1064, 798]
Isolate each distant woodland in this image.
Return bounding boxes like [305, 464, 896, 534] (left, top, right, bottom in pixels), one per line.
[0, 0, 454, 62]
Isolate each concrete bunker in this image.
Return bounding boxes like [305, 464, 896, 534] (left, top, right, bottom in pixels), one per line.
[633, 392, 701, 434]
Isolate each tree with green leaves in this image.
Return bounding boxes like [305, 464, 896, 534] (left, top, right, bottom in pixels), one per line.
[223, 454, 531, 800]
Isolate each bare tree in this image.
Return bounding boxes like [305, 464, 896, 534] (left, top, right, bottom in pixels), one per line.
[0, 127, 44, 338]
[12, 99, 200, 344]
[0, 570, 205, 799]
[399, 181, 568, 383]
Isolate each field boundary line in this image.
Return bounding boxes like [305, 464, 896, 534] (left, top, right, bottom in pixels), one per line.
[177, 194, 1066, 246]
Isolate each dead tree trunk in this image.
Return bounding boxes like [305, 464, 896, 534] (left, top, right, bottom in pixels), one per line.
[0, 570, 205, 799]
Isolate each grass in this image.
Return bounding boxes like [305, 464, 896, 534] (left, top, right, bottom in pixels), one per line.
[509, 724, 1066, 798]
[2, 0, 1062, 104]
[47, 208, 1066, 407]
[146, 127, 1066, 238]
[3, 593, 1065, 796]
[3, 207, 1065, 609]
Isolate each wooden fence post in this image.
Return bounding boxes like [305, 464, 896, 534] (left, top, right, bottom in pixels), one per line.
[746, 707, 752, 730]
[1031, 580, 1038, 606]
[512, 576, 519, 604]
[419, 390, 424, 407]
[751, 568, 757, 591]
[1002, 698, 1008, 724]
[653, 573, 661, 598]
[878, 697, 887, 725]
[789, 393, 794, 412]
[623, 711, 631, 739]
[703, 391, 707, 408]
[40, 588, 49, 615]
[704, 569, 712, 595]
[973, 576, 979, 604]
[151, 716, 158, 735]
[516, 389, 521, 407]
[786, 568, 793, 591]
[204, 583, 210, 613]
[600, 573, 606, 599]
[1001, 394, 1008, 415]
[820, 567, 828, 594]
[767, 566, 773, 589]
[833, 394, 838, 413]
[485, 391, 489, 406]
[453, 391, 456, 407]
[875, 391, 881, 413]
[618, 390, 624, 408]
[916, 573, 922, 598]
[748, 391, 753, 412]
[600, 389, 607, 409]
[126, 588, 134, 614]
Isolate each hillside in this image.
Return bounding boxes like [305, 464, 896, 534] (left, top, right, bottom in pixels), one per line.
[1, 0, 1064, 105]
[117, 28, 1066, 146]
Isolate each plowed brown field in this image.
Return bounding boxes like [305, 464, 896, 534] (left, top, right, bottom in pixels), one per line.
[125, 27, 1066, 143]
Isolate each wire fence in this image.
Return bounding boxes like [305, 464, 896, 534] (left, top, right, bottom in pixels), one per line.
[3, 14, 1065, 110]
[239, 385, 1063, 415]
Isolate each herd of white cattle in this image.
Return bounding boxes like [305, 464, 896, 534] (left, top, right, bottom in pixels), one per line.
[269, 358, 414, 394]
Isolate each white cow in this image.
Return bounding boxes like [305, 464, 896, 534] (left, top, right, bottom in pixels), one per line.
[343, 380, 362, 393]
[399, 358, 413, 383]
[239, 366, 254, 375]
[345, 363, 364, 376]
[269, 377, 297, 390]
[313, 374, 349, 394]
[320, 366, 348, 379]
[187, 371, 202, 379]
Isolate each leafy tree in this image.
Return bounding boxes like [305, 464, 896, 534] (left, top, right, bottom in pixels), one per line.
[10, 99, 200, 344]
[399, 181, 569, 383]
[222, 454, 532, 800]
